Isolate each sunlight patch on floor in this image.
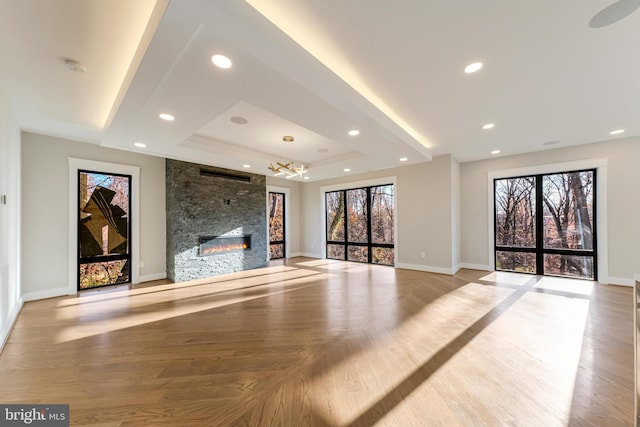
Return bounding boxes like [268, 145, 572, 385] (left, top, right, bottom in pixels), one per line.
[534, 275, 594, 296]
[480, 271, 536, 286]
[55, 268, 323, 321]
[55, 272, 328, 343]
[308, 281, 516, 425]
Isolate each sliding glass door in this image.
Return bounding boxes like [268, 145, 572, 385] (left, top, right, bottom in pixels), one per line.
[494, 169, 596, 279]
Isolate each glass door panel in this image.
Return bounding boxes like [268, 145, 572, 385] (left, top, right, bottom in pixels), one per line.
[268, 192, 285, 259]
[78, 170, 131, 290]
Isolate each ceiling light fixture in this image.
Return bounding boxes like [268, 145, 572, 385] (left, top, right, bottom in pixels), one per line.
[133, 142, 146, 148]
[268, 136, 308, 179]
[211, 54, 232, 69]
[491, 150, 501, 155]
[482, 123, 495, 130]
[344, 168, 351, 172]
[243, 164, 251, 168]
[464, 62, 483, 73]
[348, 129, 360, 136]
[399, 157, 408, 162]
[543, 140, 561, 146]
[610, 129, 625, 135]
[159, 113, 175, 121]
[230, 116, 248, 125]
[63, 59, 86, 73]
[303, 177, 310, 180]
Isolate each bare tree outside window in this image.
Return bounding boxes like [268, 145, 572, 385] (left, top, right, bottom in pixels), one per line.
[494, 170, 596, 279]
[326, 184, 394, 265]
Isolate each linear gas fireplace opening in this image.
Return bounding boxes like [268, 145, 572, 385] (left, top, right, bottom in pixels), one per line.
[199, 235, 252, 256]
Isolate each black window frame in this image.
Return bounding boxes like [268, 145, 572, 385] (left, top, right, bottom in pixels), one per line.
[268, 191, 286, 260]
[78, 169, 132, 290]
[493, 168, 597, 279]
[325, 184, 394, 265]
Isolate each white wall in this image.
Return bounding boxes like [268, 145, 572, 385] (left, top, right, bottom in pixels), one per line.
[266, 176, 303, 257]
[460, 138, 640, 283]
[301, 155, 458, 273]
[21, 132, 167, 298]
[450, 156, 461, 272]
[0, 86, 22, 349]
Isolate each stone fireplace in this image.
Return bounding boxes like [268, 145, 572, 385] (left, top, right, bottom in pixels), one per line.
[166, 159, 267, 282]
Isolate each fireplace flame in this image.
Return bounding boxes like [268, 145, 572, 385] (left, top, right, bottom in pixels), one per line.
[201, 242, 248, 255]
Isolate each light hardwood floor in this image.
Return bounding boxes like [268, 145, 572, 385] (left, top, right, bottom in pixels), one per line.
[0, 258, 633, 426]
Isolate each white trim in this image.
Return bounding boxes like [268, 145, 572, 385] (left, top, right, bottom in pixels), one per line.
[0, 297, 23, 352]
[606, 277, 634, 287]
[22, 287, 69, 302]
[487, 158, 608, 180]
[299, 252, 322, 258]
[68, 158, 140, 296]
[139, 272, 167, 283]
[487, 157, 608, 282]
[320, 176, 397, 263]
[395, 263, 454, 275]
[267, 185, 291, 260]
[459, 263, 492, 272]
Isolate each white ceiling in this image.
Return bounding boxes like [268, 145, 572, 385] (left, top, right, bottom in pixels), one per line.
[1, 0, 638, 181]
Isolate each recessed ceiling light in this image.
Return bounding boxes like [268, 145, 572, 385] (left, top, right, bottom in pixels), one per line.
[348, 129, 360, 136]
[303, 177, 310, 180]
[133, 142, 146, 148]
[491, 150, 501, 155]
[344, 168, 351, 172]
[482, 123, 495, 130]
[159, 113, 175, 121]
[243, 164, 251, 168]
[317, 148, 329, 153]
[610, 129, 625, 135]
[399, 157, 408, 162]
[230, 116, 248, 125]
[211, 54, 232, 69]
[464, 62, 483, 73]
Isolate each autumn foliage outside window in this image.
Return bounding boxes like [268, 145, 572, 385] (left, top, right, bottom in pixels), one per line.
[326, 184, 394, 266]
[268, 192, 285, 259]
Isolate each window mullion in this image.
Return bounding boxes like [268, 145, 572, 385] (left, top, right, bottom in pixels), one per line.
[535, 175, 544, 275]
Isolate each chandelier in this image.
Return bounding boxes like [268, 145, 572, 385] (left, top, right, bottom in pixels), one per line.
[268, 136, 308, 179]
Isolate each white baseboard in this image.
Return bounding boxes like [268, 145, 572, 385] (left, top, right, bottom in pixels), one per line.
[138, 272, 167, 283]
[297, 252, 322, 259]
[22, 287, 71, 302]
[606, 276, 634, 287]
[287, 252, 304, 258]
[0, 297, 23, 352]
[395, 263, 454, 275]
[458, 263, 492, 272]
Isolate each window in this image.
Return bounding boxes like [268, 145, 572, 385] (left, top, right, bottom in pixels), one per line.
[494, 169, 596, 279]
[325, 184, 394, 265]
[268, 192, 285, 259]
[78, 170, 131, 290]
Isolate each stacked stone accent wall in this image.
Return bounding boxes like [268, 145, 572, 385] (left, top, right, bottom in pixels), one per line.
[166, 159, 267, 282]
